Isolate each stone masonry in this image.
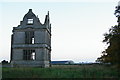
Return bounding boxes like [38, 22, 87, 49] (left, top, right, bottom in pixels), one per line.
[10, 9, 51, 67]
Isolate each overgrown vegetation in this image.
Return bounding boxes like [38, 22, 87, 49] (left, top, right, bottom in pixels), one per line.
[97, 3, 120, 67]
[2, 64, 119, 78]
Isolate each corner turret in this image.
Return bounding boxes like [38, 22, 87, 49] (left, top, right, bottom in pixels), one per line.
[44, 11, 51, 32]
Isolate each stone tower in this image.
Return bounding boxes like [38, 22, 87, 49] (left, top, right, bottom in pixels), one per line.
[10, 9, 51, 67]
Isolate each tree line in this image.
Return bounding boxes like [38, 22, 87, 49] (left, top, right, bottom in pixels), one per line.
[97, 4, 120, 68]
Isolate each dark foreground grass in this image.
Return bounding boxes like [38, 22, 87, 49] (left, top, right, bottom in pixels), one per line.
[2, 64, 120, 78]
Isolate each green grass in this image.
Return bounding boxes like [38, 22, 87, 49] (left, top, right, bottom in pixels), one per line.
[2, 64, 120, 78]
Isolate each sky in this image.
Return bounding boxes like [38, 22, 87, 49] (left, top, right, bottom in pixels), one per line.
[0, 0, 119, 63]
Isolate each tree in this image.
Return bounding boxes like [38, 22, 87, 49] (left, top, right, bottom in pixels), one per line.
[96, 3, 120, 67]
[1, 60, 8, 64]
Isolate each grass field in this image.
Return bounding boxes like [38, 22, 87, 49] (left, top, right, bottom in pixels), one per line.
[2, 64, 120, 78]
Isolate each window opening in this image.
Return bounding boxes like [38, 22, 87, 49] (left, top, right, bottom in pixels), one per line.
[32, 38, 35, 44]
[25, 31, 34, 44]
[27, 19, 33, 24]
[31, 52, 35, 60]
[23, 50, 35, 60]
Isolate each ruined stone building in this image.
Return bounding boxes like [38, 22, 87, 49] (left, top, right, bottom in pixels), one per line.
[10, 9, 51, 67]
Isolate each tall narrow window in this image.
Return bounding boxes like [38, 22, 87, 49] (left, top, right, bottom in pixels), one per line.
[32, 38, 35, 44]
[27, 19, 33, 24]
[31, 52, 35, 60]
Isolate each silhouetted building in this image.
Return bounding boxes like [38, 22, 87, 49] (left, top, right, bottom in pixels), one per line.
[10, 9, 51, 67]
[51, 60, 74, 64]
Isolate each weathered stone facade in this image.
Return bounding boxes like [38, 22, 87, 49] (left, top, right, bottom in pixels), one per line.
[10, 9, 51, 67]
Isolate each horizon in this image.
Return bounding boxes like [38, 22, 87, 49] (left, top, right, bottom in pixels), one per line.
[0, 1, 118, 63]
